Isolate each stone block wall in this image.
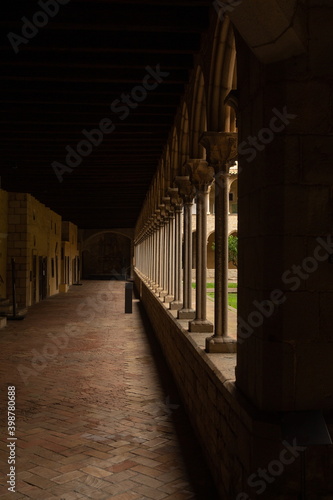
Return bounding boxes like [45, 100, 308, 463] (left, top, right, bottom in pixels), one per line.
[134, 272, 333, 499]
[7, 193, 29, 307]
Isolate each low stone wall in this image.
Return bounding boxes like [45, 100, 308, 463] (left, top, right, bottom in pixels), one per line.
[195, 269, 238, 282]
[134, 271, 333, 499]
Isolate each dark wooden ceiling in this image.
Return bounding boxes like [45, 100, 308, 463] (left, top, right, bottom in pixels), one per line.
[0, 0, 212, 228]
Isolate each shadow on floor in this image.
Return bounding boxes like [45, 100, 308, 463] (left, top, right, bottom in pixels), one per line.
[134, 291, 220, 500]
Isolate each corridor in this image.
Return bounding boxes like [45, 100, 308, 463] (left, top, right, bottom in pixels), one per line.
[0, 281, 219, 500]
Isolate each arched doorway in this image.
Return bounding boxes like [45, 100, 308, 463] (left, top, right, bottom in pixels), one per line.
[82, 232, 131, 280]
[207, 232, 215, 269]
[229, 178, 238, 214]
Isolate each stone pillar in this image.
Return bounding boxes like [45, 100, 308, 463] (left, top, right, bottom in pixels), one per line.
[176, 176, 196, 319]
[158, 204, 168, 298]
[147, 225, 154, 288]
[151, 215, 158, 290]
[169, 188, 183, 310]
[155, 209, 163, 295]
[234, 5, 333, 411]
[200, 132, 238, 352]
[162, 197, 174, 303]
[186, 160, 214, 333]
[169, 208, 175, 300]
[154, 217, 160, 292]
[141, 228, 148, 281]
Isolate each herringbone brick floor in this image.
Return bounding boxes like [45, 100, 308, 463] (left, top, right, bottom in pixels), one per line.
[0, 281, 219, 499]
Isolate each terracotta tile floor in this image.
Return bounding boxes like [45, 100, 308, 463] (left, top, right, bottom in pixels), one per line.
[0, 281, 219, 499]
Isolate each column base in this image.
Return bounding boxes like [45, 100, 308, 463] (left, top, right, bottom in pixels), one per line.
[178, 308, 195, 319]
[164, 295, 174, 303]
[189, 319, 214, 333]
[170, 300, 182, 311]
[205, 335, 237, 353]
[159, 290, 168, 298]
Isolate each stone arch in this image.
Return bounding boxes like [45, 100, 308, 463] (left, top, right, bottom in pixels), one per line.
[178, 102, 190, 173]
[153, 168, 161, 210]
[229, 177, 238, 214]
[226, 1, 306, 64]
[156, 162, 164, 208]
[228, 230, 238, 270]
[82, 230, 132, 280]
[162, 145, 170, 190]
[169, 128, 179, 183]
[189, 65, 207, 159]
[207, 16, 237, 132]
[207, 231, 215, 269]
[161, 148, 171, 200]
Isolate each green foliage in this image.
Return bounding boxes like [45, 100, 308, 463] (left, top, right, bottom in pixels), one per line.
[211, 235, 238, 268]
[228, 235, 238, 268]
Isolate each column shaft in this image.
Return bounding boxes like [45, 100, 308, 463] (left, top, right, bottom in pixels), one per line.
[189, 188, 213, 332]
[178, 200, 195, 319]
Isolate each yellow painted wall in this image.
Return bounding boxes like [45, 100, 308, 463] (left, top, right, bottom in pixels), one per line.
[4, 191, 79, 307]
[27, 195, 62, 305]
[0, 190, 8, 299]
[61, 221, 79, 285]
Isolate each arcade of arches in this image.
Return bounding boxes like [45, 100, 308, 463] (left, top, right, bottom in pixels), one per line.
[134, 3, 333, 498]
[1, 1, 333, 499]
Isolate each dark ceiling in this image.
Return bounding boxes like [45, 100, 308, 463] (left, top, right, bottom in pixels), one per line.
[0, 0, 212, 229]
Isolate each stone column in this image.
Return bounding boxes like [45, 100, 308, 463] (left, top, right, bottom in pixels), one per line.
[169, 187, 183, 310]
[158, 204, 168, 298]
[141, 227, 148, 281]
[155, 209, 163, 295]
[147, 225, 154, 288]
[186, 161, 214, 332]
[154, 217, 160, 293]
[169, 209, 175, 300]
[147, 219, 154, 287]
[200, 132, 238, 352]
[162, 197, 174, 303]
[175, 176, 196, 319]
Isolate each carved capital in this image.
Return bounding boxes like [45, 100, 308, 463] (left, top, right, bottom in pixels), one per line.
[159, 204, 166, 221]
[175, 176, 196, 204]
[162, 197, 171, 215]
[168, 187, 181, 207]
[185, 159, 214, 191]
[155, 209, 161, 223]
[199, 132, 238, 172]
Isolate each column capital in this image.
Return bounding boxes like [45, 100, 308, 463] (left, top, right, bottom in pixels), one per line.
[175, 176, 196, 204]
[199, 132, 238, 173]
[162, 197, 172, 216]
[168, 187, 183, 213]
[154, 209, 161, 224]
[158, 204, 166, 215]
[168, 187, 181, 204]
[185, 159, 214, 191]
